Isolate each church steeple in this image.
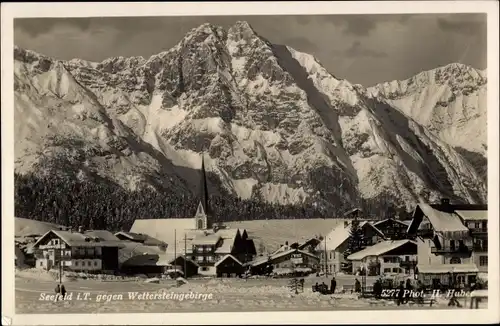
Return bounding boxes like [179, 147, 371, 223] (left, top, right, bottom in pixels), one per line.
[199, 155, 209, 215]
[195, 154, 211, 230]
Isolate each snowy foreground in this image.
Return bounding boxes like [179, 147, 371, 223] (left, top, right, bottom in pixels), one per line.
[15, 270, 483, 313]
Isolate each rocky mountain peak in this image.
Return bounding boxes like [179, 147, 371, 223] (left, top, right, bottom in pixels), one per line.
[13, 24, 487, 210]
[228, 21, 260, 40]
[432, 62, 486, 88]
[182, 22, 227, 46]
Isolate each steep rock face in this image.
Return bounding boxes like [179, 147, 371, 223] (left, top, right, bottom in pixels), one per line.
[368, 63, 487, 156]
[13, 21, 487, 211]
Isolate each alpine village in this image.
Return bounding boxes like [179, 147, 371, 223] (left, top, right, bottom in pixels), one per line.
[15, 155, 488, 305]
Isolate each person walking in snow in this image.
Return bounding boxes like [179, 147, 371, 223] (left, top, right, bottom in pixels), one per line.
[330, 277, 337, 294]
[355, 278, 361, 293]
[404, 279, 413, 303]
[373, 278, 382, 299]
[60, 284, 67, 299]
[397, 281, 405, 306]
[54, 284, 61, 301]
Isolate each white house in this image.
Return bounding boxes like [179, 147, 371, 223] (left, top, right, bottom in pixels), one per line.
[317, 220, 386, 275]
[407, 200, 487, 287]
[347, 239, 417, 275]
[32, 229, 124, 272]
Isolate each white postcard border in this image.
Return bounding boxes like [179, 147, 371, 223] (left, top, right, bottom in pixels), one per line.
[2, 1, 499, 325]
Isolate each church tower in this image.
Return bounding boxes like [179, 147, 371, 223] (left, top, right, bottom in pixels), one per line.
[195, 155, 211, 230]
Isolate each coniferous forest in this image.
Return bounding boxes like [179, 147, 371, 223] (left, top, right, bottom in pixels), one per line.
[14, 172, 412, 232]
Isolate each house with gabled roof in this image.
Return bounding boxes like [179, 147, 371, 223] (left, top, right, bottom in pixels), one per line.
[129, 156, 256, 277]
[317, 220, 386, 275]
[32, 229, 125, 273]
[407, 199, 487, 287]
[372, 218, 412, 240]
[215, 254, 244, 277]
[248, 248, 320, 276]
[347, 239, 417, 275]
[119, 247, 199, 277]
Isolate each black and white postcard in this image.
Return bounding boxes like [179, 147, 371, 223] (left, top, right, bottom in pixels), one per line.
[1, 1, 498, 325]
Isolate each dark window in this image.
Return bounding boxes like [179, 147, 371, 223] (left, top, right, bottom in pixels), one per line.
[479, 256, 488, 266]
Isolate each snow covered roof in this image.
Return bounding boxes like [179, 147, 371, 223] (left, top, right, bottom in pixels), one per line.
[455, 210, 488, 221]
[317, 224, 350, 252]
[347, 240, 417, 261]
[130, 218, 197, 245]
[34, 230, 125, 248]
[298, 238, 321, 250]
[270, 244, 293, 255]
[118, 241, 165, 264]
[121, 254, 171, 267]
[216, 228, 240, 240]
[115, 231, 167, 246]
[372, 218, 411, 227]
[84, 230, 120, 241]
[214, 238, 234, 254]
[130, 219, 240, 255]
[214, 254, 243, 267]
[249, 249, 319, 267]
[417, 264, 479, 274]
[414, 204, 469, 239]
[167, 254, 199, 267]
[317, 220, 379, 252]
[192, 234, 221, 245]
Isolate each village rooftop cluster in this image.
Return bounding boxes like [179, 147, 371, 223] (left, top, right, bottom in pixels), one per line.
[15, 159, 488, 293]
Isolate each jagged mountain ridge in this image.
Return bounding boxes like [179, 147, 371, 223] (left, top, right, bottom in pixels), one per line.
[13, 21, 487, 211]
[368, 63, 487, 156]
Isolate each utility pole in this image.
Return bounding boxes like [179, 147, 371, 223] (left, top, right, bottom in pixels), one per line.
[174, 229, 177, 274]
[324, 235, 328, 276]
[184, 233, 187, 278]
[59, 239, 63, 284]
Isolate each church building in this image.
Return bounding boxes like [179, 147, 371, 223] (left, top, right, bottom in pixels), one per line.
[130, 155, 256, 276]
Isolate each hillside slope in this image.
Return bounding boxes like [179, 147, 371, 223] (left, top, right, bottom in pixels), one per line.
[368, 64, 487, 180]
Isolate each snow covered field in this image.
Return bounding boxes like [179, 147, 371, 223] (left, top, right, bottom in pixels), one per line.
[15, 271, 478, 313]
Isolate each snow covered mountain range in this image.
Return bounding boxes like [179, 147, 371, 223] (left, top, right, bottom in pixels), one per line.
[13, 21, 487, 210]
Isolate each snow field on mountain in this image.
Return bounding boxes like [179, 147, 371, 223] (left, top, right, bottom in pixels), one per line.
[13, 22, 487, 207]
[287, 46, 360, 107]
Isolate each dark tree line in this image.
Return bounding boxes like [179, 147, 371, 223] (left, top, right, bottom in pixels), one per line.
[14, 172, 412, 232]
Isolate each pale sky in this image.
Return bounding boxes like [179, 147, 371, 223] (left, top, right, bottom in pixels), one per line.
[14, 14, 486, 86]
